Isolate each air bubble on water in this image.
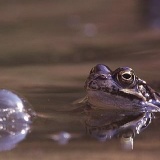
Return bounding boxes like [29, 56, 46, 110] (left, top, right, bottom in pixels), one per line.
[0, 89, 35, 151]
[17, 101, 24, 112]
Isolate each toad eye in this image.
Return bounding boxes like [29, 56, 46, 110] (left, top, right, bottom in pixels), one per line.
[117, 70, 136, 87]
[121, 72, 132, 81]
[112, 67, 136, 88]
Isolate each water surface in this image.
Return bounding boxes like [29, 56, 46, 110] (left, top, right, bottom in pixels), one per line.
[0, 62, 160, 160]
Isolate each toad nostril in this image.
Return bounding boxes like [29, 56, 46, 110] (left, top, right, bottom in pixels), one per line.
[99, 74, 107, 80]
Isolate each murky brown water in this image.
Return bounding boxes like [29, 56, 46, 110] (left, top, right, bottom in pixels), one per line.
[0, 62, 159, 160]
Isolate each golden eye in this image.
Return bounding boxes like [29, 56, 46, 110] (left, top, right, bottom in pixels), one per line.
[121, 72, 132, 82]
[117, 70, 135, 87]
[112, 67, 136, 88]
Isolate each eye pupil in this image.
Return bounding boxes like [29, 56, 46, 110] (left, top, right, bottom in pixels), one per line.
[122, 73, 131, 80]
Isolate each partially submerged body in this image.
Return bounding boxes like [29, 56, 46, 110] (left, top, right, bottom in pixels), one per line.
[77, 64, 160, 142]
[84, 64, 160, 113]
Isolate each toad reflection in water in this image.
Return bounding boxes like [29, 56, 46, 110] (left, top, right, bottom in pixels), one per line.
[77, 64, 160, 149]
[0, 89, 35, 151]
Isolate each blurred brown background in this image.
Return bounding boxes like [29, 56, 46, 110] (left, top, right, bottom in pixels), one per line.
[0, 0, 160, 90]
[0, 0, 160, 65]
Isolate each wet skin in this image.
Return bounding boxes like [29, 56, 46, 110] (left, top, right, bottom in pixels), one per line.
[85, 64, 160, 113]
[83, 64, 160, 141]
